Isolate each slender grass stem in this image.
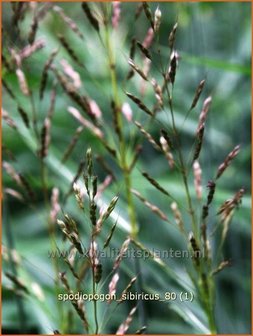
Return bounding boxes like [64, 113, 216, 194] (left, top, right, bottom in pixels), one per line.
[166, 85, 198, 238]
[104, 8, 138, 239]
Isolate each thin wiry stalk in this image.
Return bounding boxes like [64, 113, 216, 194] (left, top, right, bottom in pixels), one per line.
[104, 4, 138, 239]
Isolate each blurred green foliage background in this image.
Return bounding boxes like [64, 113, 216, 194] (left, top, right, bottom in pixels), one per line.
[2, 1, 251, 334]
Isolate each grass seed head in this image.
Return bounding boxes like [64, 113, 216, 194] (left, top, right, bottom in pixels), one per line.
[113, 237, 131, 270]
[216, 145, 240, 179]
[112, 2, 121, 29]
[154, 7, 162, 32]
[81, 3, 100, 32]
[126, 92, 153, 116]
[193, 160, 202, 200]
[170, 202, 184, 233]
[142, 171, 171, 197]
[191, 79, 206, 110]
[108, 272, 119, 302]
[168, 22, 178, 50]
[16, 69, 29, 96]
[135, 121, 160, 151]
[142, 2, 154, 30]
[142, 27, 154, 49]
[116, 306, 137, 335]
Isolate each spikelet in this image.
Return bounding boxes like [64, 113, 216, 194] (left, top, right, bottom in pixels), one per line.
[151, 78, 163, 108]
[193, 123, 205, 162]
[108, 272, 119, 302]
[5, 272, 29, 294]
[216, 145, 240, 179]
[118, 276, 137, 303]
[190, 79, 205, 110]
[63, 253, 80, 280]
[168, 51, 178, 85]
[31, 282, 45, 301]
[212, 260, 231, 276]
[52, 67, 92, 116]
[40, 48, 59, 100]
[53, 6, 84, 40]
[89, 200, 97, 226]
[19, 39, 45, 60]
[142, 2, 154, 30]
[10, 48, 21, 68]
[135, 121, 160, 151]
[40, 117, 51, 158]
[89, 241, 102, 283]
[17, 106, 30, 129]
[217, 188, 244, 220]
[170, 202, 184, 233]
[3, 161, 22, 186]
[206, 180, 216, 206]
[116, 307, 137, 335]
[126, 92, 153, 117]
[140, 58, 151, 96]
[81, 3, 99, 32]
[142, 171, 171, 197]
[135, 326, 147, 334]
[61, 126, 84, 163]
[168, 22, 178, 50]
[50, 187, 60, 223]
[57, 217, 83, 254]
[160, 129, 173, 149]
[86, 147, 93, 177]
[16, 69, 29, 96]
[193, 160, 202, 200]
[137, 41, 151, 59]
[132, 188, 169, 222]
[58, 35, 83, 67]
[112, 2, 121, 29]
[154, 7, 161, 32]
[60, 59, 82, 89]
[103, 221, 117, 249]
[68, 106, 103, 139]
[73, 182, 84, 210]
[201, 180, 216, 220]
[111, 100, 122, 141]
[59, 272, 89, 330]
[160, 136, 174, 168]
[96, 196, 119, 233]
[197, 96, 212, 132]
[89, 100, 102, 119]
[4, 188, 24, 202]
[2, 109, 17, 130]
[113, 237, 131, 270]
[121, 102, 132, 122]
[128, 59, 148, 81]
[188, 232, 201, 266]
[142, 27, 154, 49]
